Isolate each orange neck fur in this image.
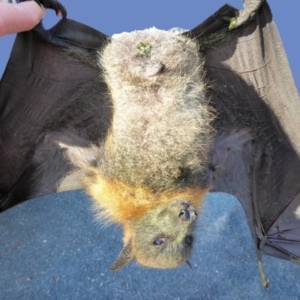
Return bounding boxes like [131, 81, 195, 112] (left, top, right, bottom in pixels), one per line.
[84, 171, 208, 224]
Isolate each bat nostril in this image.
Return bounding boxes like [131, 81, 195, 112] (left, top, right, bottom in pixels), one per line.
[179, 209, 190, 221]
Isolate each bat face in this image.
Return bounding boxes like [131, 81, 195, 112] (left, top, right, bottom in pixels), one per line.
[128, 199, 197, 268]
[111, 199, 198, 270]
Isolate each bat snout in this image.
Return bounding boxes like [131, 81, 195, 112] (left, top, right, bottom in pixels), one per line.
[178, 203, 197, 221]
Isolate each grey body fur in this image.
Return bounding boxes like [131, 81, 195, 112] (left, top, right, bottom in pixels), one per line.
[98, 28, 214, 190]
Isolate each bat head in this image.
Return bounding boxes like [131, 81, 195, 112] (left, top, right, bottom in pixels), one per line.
[110, 199, 198, 270]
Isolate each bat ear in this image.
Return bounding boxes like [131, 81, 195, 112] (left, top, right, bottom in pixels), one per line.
[110, 242, 135, 271]
[186, 260, 193, 270]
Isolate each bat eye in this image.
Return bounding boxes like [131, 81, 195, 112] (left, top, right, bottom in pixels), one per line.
[153, 237, 167, 246]
[185, 235, 193, 246]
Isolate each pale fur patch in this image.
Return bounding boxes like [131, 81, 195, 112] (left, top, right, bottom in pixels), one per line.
[57, 169, 85, 192]
[98, 28, 214, 191]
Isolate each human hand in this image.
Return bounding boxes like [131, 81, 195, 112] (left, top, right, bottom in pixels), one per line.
[0, 1, 45, 37]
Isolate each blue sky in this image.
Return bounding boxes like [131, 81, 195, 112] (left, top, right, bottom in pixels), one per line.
[1, 0, 299, 91]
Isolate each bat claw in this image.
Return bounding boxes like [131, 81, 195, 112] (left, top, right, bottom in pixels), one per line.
[33, 0, 67, 18]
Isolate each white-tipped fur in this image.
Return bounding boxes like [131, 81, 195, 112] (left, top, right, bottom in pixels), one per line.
[98, 28, 214, 190]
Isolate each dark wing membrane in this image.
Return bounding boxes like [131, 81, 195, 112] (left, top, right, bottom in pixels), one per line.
[187, 2, 300, 261]
[0, 19, 111, 211]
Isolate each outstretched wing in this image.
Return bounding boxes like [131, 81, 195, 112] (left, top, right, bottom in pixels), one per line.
[187, 2, 300, 261]
[0, 16, 111, 211]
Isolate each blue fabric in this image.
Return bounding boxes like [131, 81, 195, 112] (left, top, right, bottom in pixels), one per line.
[1, 191, 299, 299]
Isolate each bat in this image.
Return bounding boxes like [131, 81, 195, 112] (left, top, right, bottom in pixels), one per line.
[0, 0, 299, 287]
